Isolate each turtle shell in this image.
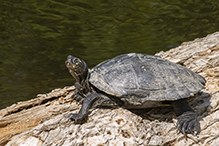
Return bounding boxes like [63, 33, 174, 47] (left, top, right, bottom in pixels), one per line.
[89, 53, 206, 106]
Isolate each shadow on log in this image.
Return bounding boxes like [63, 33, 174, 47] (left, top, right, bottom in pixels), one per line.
[1, 32, 219, 146]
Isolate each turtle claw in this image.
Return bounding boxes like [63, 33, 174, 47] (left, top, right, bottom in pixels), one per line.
[66, 113, 81, 122]
[71, 90, 85, 103]
[73, 95, 84, 103]
[176, 111, 200, 136]
[66, 113, 74, 119]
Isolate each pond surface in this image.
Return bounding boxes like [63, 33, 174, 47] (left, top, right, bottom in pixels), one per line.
[0, 0, 219, 109]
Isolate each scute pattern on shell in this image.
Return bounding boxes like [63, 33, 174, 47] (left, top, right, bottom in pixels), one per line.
[89, 53, 206, 105]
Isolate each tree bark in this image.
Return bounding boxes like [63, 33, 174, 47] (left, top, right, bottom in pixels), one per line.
[2, 32, 219, 146]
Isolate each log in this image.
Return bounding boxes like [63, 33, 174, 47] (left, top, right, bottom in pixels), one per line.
[1, 32, 219, 146]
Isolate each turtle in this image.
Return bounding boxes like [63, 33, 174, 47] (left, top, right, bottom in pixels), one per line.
[65, 53, 206, 135]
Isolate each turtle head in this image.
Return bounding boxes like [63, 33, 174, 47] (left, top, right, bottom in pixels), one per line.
[65, 55, 89, 84]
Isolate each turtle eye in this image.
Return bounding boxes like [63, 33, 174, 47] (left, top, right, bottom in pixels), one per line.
[73, 58, 79, 63]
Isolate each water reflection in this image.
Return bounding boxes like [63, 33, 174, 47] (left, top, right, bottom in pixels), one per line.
[0, 0, 219, 108]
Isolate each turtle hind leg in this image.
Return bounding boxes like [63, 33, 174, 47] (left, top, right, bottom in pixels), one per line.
[172, 99, 200, 136]
[67, 93, 118, 122]
[176, 111, 200, 135]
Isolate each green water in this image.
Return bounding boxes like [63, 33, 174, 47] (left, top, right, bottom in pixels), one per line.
[0, 0, 219, 109]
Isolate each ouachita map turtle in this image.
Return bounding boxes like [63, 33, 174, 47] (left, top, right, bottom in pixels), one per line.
[65, 53, 206, 135]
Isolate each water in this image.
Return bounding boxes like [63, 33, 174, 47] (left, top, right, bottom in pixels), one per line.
[0, 0, 219, 109]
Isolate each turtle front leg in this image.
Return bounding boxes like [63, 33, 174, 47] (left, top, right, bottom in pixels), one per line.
[172, 99, 200, 136]
[74, 82, 85, 96]
[72, 82, 86, 103]
[67, 93, 118, 122]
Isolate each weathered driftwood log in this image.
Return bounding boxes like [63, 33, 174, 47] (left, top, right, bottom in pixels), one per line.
[1, 32, 219, 146]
